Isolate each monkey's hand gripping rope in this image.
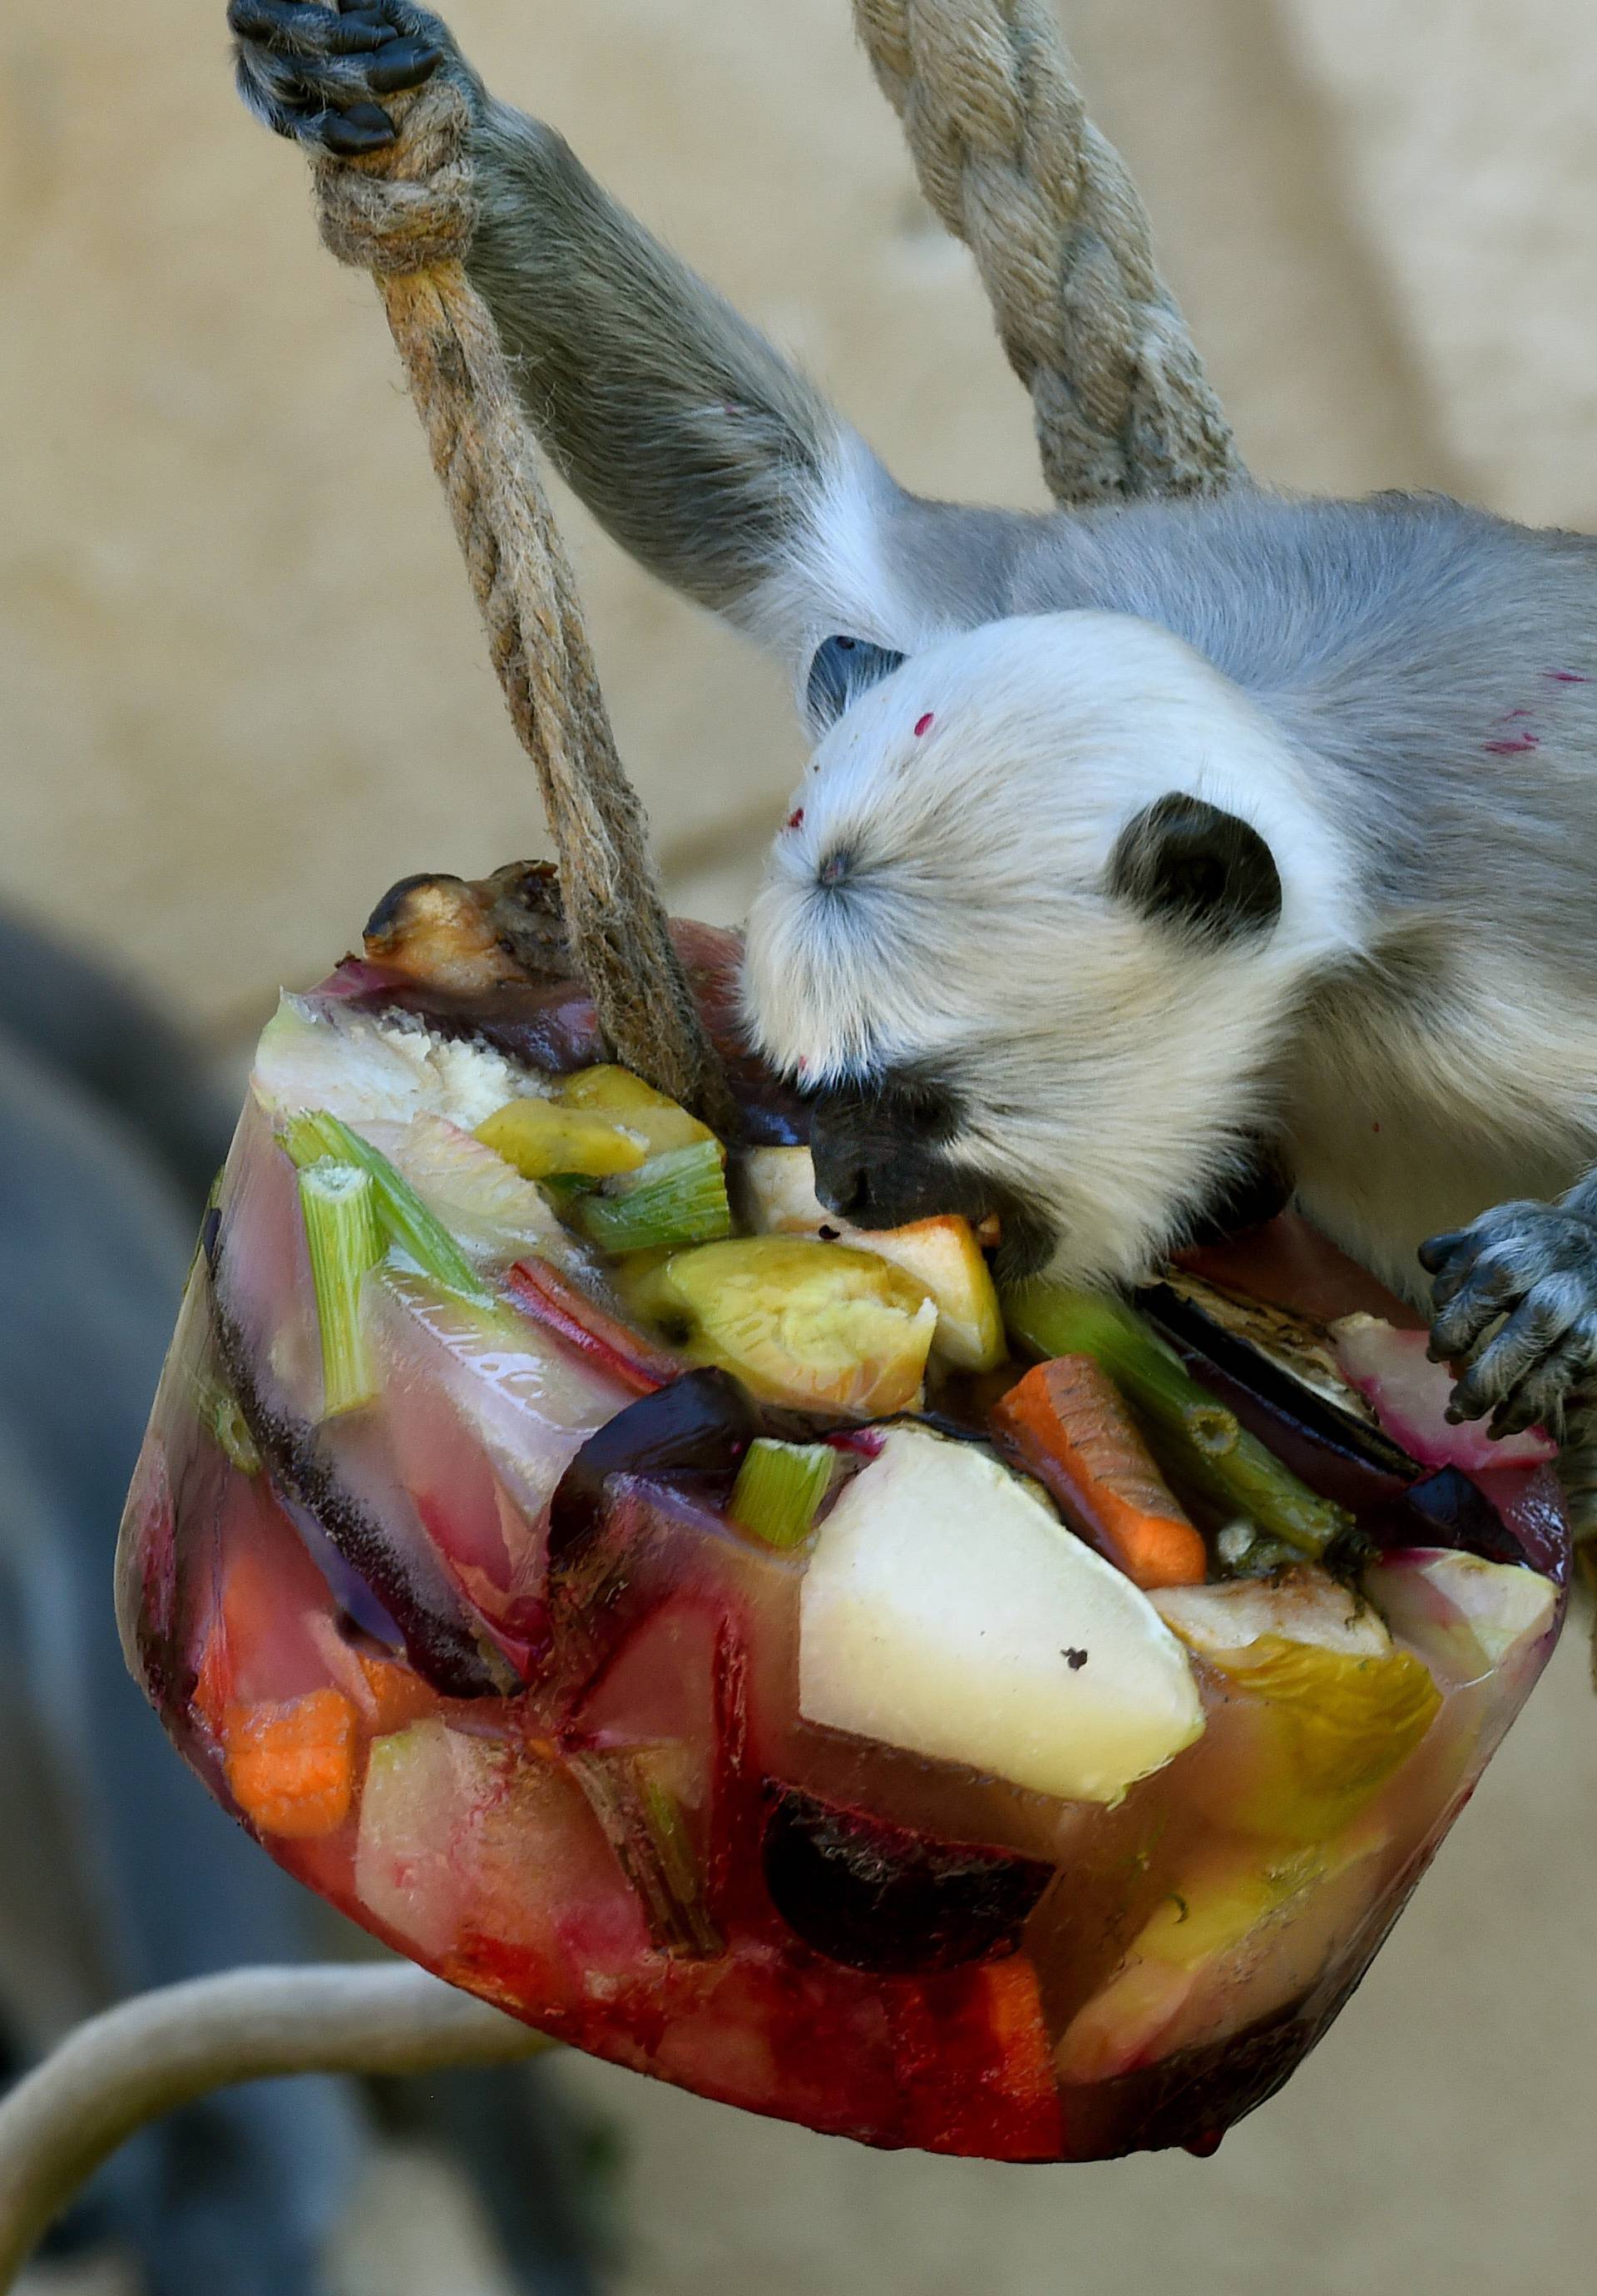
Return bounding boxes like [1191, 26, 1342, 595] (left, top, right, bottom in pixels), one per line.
[310, 77, 735, 1127]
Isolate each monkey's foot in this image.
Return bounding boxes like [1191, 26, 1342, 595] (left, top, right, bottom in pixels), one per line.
[229, 0, 457, 156]
[1420, 1198, 1597, 1439]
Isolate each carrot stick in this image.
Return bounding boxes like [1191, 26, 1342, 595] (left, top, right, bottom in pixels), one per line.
[222, 1688, 359, 1839]
[993, 1355, 1209, 1589]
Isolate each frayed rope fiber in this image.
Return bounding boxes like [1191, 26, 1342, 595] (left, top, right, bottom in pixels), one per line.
[312, 81, 735, 1125]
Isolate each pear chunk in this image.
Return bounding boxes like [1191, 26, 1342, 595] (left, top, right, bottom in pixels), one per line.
[798, 1427, 1203, 1803]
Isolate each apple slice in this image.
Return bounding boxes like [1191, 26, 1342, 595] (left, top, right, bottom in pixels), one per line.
[1151, 1569, 1392, 1664]
[1364, 1549, 1559, 1685]
[354, 1720, 649, 1982]
[640, 1237, 937, 1415]
[798, 1427, 1203, 1803]
[356, 1111, 578, 1274]
[739, 1147, 1005, 1372]
[475, 1096, 649, 1180]
[1332, 1314, 1556, 1471]
[558, 1066, 718, 1157]
[1151, 1569, 1441, 1842]
[255, 992, 542, 1133]
[739, 1146, 833, 1235]
[1055, 1829, 1386, 2086]
[845, 1219, 1006, 1373]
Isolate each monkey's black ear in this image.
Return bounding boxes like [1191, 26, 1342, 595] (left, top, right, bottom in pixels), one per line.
[805, 636, 907, 730]
[1108, 794, 1283, 941]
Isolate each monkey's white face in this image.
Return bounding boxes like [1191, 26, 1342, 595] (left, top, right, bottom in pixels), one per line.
[743, 614, 1361, 1286]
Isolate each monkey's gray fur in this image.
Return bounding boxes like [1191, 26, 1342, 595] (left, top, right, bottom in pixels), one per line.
[231, 0, 1597, 1521]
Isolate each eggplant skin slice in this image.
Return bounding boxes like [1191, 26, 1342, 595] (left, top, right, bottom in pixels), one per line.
[209, 1278, 520, 1701]
[1140, 1279, 1416, 1479]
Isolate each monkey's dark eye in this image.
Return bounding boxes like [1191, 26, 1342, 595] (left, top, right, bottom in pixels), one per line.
[806, 636, 907, 730]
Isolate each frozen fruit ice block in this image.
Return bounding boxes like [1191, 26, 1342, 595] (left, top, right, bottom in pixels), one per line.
[117, 898, 1569, 2163]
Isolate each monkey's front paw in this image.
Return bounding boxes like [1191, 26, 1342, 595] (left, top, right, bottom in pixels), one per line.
[1419, 1199, 1597, 1439]
[230, 0, 457, 156]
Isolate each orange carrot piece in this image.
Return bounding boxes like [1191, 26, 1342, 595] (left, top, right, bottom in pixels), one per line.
[223, 1687, 359, 1839]
[994, 1355, 1209, 1590]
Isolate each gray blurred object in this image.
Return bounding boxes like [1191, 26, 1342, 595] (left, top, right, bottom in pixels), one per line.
[0, 909, 600, 2295]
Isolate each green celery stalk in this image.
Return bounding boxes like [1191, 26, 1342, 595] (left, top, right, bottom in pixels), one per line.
[283, 1108, 490, 1304]
[564, 1748, 722, 1959]
[299, 1159, 382, 1416]
[729, 1438, 835, 1549]
[574, 1140, 731, 1254]
[1004, 1279, 1352, 1559]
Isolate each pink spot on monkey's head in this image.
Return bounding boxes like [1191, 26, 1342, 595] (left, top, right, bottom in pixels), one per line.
[913, 712, 935, 738]
[1544, 669, 1590, 684]
[786, 808, 805, 831]
[1485, 734, 1540, 755]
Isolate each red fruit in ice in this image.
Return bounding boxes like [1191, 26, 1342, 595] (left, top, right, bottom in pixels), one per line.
[1333, 1315, 1556, 1472]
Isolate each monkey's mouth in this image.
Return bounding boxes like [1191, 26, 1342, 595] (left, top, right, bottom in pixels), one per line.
[1175, 1144, 1295, 1252]
[806, 1111, 1056, 1284]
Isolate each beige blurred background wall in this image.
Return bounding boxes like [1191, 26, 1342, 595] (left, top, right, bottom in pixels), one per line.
[6, 6, 1597, 2293]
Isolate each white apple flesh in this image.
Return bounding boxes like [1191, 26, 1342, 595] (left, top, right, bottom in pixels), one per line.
[798, 1428, 1204, 1804]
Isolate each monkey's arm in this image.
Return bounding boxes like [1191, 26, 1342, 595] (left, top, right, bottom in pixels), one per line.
[466, 99, 857, 636]
[230, 0, 1023, 662]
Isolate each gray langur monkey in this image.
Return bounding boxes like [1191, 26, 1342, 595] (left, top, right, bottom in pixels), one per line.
[231, 0, 1597, 1522]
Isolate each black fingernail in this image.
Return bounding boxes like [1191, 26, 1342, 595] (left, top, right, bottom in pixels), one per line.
[320, 101, 396, 152]
[366, 41, 442, 92]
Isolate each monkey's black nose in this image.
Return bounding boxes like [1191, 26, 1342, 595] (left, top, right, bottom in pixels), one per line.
[808, 1076, 966, 1231]
[810, 1148, 874, 1223]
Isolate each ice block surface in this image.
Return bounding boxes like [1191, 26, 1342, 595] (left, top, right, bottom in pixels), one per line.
[117, 934, 1568, 2162]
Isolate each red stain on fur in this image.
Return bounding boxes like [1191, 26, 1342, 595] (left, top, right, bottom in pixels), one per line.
[913, 713, 935, 738]
[1485, 734, 1540, 755]
[1544, 669, 1590, 683]
[786, 808, 804, 830]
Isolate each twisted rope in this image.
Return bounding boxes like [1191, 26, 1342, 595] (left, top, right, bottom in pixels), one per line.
[853, 0, 1243, 502]
[313, 82, 734, 1125]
